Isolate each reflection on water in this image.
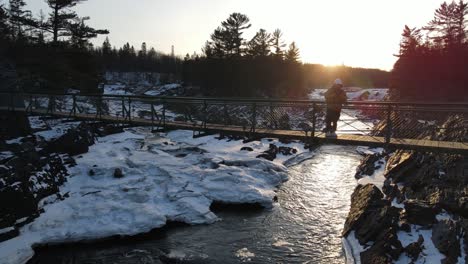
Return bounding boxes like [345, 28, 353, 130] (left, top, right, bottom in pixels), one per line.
[30, 145, 361, 264]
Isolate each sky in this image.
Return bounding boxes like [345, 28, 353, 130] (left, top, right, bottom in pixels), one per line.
[22, 0, 447, 70]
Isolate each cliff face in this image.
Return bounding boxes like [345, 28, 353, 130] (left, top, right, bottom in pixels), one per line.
[345, 115, 468, 264]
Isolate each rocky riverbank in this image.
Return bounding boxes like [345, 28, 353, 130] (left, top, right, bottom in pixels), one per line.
[344, 115, 467, 263]
[0, 118, 124, 244]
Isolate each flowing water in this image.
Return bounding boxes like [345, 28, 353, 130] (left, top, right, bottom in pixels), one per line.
[30, 145, 361, 264]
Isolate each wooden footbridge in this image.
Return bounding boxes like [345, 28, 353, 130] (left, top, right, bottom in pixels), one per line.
[1, 92, 467, 154]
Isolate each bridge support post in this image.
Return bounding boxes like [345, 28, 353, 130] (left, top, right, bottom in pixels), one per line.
[203, 100, 207, 130]
[251, 102, 257, 134]
[311, 102, 316, 141]
[162, 99, 166, 130]
[71, 95, 77, 117]
[128, 97, 132, 122]
[26, 95, 33, 114]
[385, 105, 393, 145]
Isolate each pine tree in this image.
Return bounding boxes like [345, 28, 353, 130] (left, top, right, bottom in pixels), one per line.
[271, 29, 286, 59]
[67, 16, 108, 49]
[0, 4, 10, 39]
[35, 10, 48, 44]
[207, 13, 251, 58]
[247, 29, 273, 57]
[399, 25, 422, 56]
[148, 47, 157, 59]
[425, 0, 468, 49]
[138, 42, 147, 58]
[45, 0, 84, 44]
[102, 36, 111, 54]
[8, 0, 32, 40]
[285, 42, 300, 62]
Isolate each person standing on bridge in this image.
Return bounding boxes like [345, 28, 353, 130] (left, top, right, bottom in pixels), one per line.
[324, 79, 347, 135]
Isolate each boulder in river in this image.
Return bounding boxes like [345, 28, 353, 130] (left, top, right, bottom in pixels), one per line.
[257, 144, 278, 161]
[343, 184, 400, 244]
[240, 147, 253, 152]
[114, 168, 124, 178]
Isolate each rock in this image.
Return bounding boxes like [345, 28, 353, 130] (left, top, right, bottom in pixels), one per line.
[278, 137, 293, 144]
[432, 219, 460, 264]
[114, 168, 124, 178]
[404, 199, 438, 226]
[343, 184, 400, 244]
[88, 169, 95, 176]
[0, 111, 31, 140]
[0, 227, 19, 243]
[278, 146, 297, 156]
[384, 150, 416, 182]
[241, 147, 253, 152]
[360, 228, 403, 263]
[355, 154, 382, 179]
[46, 122, 94, 156]
[256, 144, 278, 161]
[92, 123, 124, 137]
[405, 235, 424, 261]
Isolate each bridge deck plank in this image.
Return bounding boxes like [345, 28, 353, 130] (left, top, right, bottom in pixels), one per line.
[2, 108, 467, 154]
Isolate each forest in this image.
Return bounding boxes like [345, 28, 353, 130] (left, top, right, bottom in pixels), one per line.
[0, 0, 183, 93]
[392, 0, 468, 101]
[1, 0, 390, 98]
[182, 13, 389, 98]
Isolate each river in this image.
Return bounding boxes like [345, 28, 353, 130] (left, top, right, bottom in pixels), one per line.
[29, 145, 362, 264]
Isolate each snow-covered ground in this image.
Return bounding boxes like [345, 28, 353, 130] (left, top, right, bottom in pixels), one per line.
[309, 88, 388, 102]
[0, 127, 310, 264]
[103, 72, 181, 97]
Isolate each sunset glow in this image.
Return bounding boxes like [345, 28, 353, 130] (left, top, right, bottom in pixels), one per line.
[23, 0, 448, 70]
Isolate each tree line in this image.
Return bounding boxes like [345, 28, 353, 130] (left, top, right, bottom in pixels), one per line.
[0, 0, 181, 93]
[183, 13, 389, 98]
[392, 0, 468, 101]
[1, 2, 389, 97]
[183, 13, 306, 98]
[95, 38, 182, 74]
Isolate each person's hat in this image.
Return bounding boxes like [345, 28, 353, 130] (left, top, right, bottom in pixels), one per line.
[334, 79, 343, 85]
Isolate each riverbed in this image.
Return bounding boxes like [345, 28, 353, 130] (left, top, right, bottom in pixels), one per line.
[30, 144, 362, 264]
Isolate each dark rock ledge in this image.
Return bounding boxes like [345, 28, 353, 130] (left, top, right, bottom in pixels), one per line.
[344, 115, 468, 264]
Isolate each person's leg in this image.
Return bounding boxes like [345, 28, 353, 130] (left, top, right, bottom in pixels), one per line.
[329, 110, 338, 132]
[324, 109, 332, 132]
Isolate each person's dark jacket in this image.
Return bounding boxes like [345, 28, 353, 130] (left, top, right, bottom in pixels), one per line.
[325, 84, 347, 112]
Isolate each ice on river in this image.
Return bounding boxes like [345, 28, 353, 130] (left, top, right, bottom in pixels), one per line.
[0, 128, 307, 264]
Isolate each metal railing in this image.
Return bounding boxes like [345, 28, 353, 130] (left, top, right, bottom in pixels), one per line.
[1, 92, 468, 147]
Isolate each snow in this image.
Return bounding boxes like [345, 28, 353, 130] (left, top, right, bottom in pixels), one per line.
[356, 146, 384, 156]
[309, 88, 388, 102]
[144, 84, 181, 96]
[0, 128, 311, 264]
[396, 225, 446, 264]
[0, 151, 14, 160]
[5, 138, 23, 145]
[391, 198, 405, 209]
[0, 227, 14, 235]
[34, 120, 81, 141]
[357, 157, 387, 191]
[343, 231, 365, 264]
[103, 84, 133, 95]
[459, 237, 466, 264]
[235, 247, 255, 262]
